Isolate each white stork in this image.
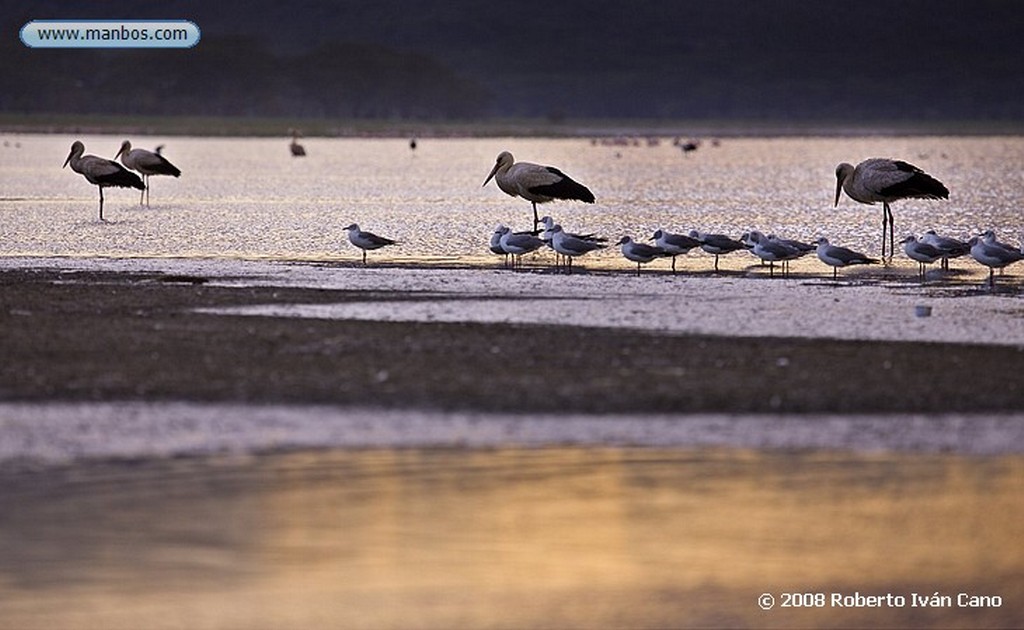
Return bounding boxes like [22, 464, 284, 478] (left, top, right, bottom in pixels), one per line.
[814, 237, 879, 280]
[343, 223, 396, 265]
[114, 140, 181, 207]
[834, 158, 949, 260]
[62, 140, 144, 221]
[483, 151, 595, 232]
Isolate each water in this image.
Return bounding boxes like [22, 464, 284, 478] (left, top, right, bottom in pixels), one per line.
[1, 448, 1021, 629]
[2, 134, 1022, 263]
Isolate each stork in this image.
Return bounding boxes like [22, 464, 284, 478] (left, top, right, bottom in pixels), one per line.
[115, 140, 181, 206]
[62, 140, 144, 221]
[483, 151, 595, 233]
[834, 158, 949, 260]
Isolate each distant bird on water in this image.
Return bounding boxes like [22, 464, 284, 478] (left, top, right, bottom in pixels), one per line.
[62, 140, 144, 221]
[814, 237, 879, 280]
[114, 140, 181, 207]
[483, 151, 595, 233]
[289, 129, 306, 157]
[834, 158, 949, 260]
[344, 223, 396, 265]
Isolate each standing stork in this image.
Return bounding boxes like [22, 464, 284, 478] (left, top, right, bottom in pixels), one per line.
[483, 151, 595, 233]
[834, 158, 949, 261]
[114, 140, 181, 207]
[62, 140, 144, 221]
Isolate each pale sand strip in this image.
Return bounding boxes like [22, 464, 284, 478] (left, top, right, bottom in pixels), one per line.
[1, 402, 1022, 467]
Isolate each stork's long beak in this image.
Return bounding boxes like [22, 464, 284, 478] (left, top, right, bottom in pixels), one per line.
[482, 162, 500, 187]
[62, 149, 73, 169]
[833, 177, 843, 207]
[114, 145, 126, 160]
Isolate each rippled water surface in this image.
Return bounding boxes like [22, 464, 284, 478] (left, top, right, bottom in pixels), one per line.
[2, 134, 1022, 264]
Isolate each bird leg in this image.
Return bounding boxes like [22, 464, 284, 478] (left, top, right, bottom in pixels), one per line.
[531, 202, 540, 233]
[98, 187, 106, 222]
[362, 250, 367, 265]
[671, 256, 677, 274]
[882, 202, 894, 261]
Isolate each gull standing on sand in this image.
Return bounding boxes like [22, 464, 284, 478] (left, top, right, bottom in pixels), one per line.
[483, 151, 595, 232]
[62, 140, 145, 221]
[689, 230, 748, 271]
[900, 235, 944, 281]
[834, 158, 949, 260]
[814, 237, 879, 280]
[969, 234, 1024, 286]
[539, 215, 605, 268]
[550, 224, 606, 274]
[343, 223, 396, 265]
[746, 230, 802, 278]
[652, 229, 701, 274]
[114, 140, 181, 207]
[616, 236, 667, 276]
[921, 229, 969, 271]
[498, 226, 546, 269]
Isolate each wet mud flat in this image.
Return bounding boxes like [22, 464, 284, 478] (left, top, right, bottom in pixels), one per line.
[1, 266, 1023, 414]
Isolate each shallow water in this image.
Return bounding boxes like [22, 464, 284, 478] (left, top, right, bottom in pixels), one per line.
[2, 134, 1022, 264]
[0, 448, 1020, 630]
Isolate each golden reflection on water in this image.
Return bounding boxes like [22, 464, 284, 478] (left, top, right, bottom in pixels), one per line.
[0, 448, 1021, 629]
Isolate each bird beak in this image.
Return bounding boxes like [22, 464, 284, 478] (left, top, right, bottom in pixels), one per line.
[482, 162, 500, 187]
[833, 177, 842, 207]
[114, 145, 125, 160]
[62, 150, 72, 169]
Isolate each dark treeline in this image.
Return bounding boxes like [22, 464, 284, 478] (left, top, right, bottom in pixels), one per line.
[2, 0, 1022, 123]
[0, 37, 490, 119]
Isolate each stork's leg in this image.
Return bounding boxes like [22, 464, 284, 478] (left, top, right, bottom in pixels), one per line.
[531, 202, 539, 233]
[833, 267, 838, 281]
[98, 187, 106, 222]
[145, 176, 150, 207]
[140, 176, 146, 206]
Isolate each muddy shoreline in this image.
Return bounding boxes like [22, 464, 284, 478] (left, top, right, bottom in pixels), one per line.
[3, 266, 1022, 414]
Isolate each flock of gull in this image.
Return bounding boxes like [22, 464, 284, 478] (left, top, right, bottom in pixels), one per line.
[61, 140, 1023, 286]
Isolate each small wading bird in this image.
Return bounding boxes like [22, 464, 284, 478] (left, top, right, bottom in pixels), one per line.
[900, 235, 944, 281]
[814, 237, 879, 280]
[834, 158, 949, 260]
[114, 140, 181, 206]
[63, 140, 145, 221]
[549, 224, 606, 274]
[498, 226, 546, 270]
[344, 223, 396, 265]
[616, 236, 667, 276]
[483, 151, 595, 233]
[969, 232, 1024, 286]
[289, 129, 306, 157]
[745, 230, 803, 278]
[688, 230, 747, 271]
[651, 229, 701, 274]
[921, 229, 969, 271]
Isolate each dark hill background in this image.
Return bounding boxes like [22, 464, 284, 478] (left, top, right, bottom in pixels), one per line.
[3, 0, 1022, 124]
